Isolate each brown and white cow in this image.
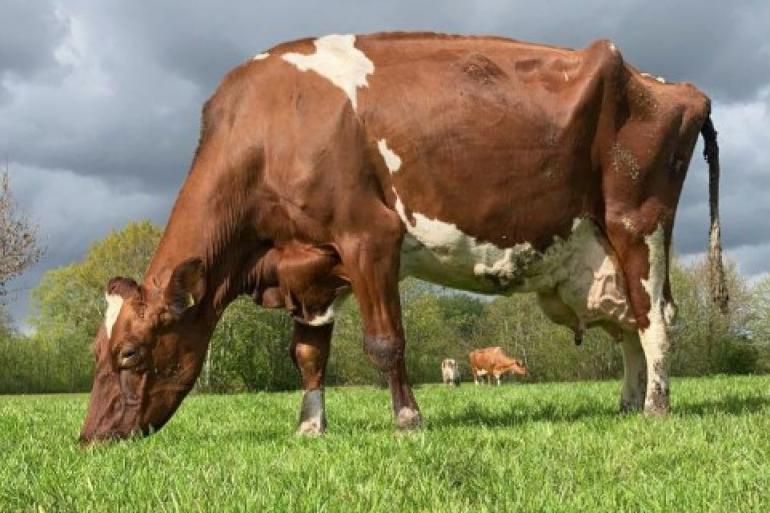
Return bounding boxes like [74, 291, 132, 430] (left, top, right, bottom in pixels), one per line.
[469, 347, 528, 386]
[441, 358, 461, 386]
[80, 32, 727, 442]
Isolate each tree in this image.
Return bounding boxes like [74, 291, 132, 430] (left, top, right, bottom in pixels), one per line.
[0, 169, 42, 321]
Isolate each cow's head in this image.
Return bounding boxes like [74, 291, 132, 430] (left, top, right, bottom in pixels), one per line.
[79, 258, 210, 443]
[442, 359, 457, 370]
[507, 359, 528, 377]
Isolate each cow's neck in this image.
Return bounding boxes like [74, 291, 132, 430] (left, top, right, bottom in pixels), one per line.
[143, 164, 255, 323]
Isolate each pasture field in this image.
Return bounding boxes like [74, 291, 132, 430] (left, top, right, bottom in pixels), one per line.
[2, 375, 770, 512]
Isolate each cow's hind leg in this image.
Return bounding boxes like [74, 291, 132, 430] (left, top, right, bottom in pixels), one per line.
[338, 216, 421, 430]
[610, 224, 672, 415]
[290, 321, 333, 435]
[619, 331, 647, 412]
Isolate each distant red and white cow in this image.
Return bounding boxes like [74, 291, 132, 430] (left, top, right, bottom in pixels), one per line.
[470, 347, 528, 386]
[441, 359, 461, 386]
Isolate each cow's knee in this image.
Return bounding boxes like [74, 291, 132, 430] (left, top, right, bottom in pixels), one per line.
[364, 334, 402, 371]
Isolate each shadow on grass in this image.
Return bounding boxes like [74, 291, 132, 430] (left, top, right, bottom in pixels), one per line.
[676, 393, 770, 416]
[426, 392, 770, 429]
[426, 401, 617, 429]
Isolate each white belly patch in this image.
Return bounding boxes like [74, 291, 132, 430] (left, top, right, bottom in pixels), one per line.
[398, 215, 635, 329]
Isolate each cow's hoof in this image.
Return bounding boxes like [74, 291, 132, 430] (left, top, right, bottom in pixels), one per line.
[396, 407, 422, 430]
[297, 389, 326, 436]
[619, 396, 644, 414]
[643, 402, 670, 417]
[297, 418, 326, 436]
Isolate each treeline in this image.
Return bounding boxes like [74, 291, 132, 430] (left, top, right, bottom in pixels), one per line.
[1, 221, 769, 394]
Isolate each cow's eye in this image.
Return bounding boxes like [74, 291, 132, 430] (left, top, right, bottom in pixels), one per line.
[118, 344, 145, 369]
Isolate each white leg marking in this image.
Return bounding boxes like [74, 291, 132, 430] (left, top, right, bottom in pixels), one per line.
[639, 225, 670, 414]
[282, 34, 374, 111]
[252, 52, 270, 61]
[104, 294, 124, 338]
[396, 407, 421, 430]
[298, 389, 326, 435]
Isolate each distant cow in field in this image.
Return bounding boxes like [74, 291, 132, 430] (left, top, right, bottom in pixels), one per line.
[441, 359, 461, 386]
[470, 347, 528, 386]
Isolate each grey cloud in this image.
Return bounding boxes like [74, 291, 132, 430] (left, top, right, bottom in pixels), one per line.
[2, 1, 770, 329]
[0, 0, 66, 78]
[6, 163, 173, 330]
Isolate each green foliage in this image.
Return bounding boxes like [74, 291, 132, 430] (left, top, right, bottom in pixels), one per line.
[200, 298, 298, 393]
[6, 221, 163, 393]
[2, 376, 770, 512]
[669, 257, 758, 375]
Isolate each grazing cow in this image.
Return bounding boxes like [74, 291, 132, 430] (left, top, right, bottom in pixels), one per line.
[441, 359, 461, 386]
[80, 32, 727, 442]
[469, 347, 528, 386]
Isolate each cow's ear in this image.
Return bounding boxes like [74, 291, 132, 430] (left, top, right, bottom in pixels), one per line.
[106, 277, 139, 298]
[164, 258, 206, 318]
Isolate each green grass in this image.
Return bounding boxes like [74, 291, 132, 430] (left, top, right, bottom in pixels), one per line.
[2, 375, 770, 512]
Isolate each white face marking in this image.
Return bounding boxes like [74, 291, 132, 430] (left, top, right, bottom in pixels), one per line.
[377, 139, 402, 174]
[252, 52, 270, 61]
[282, 34, 374, 111]
[104, 294, 124, 338]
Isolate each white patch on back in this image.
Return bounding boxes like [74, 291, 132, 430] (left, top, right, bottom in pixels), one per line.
[252, 52, 270, 60]
[640, 72, 667, 84]
[377, 139, 402, 174]
[282, 34, 374, 111]
[104, 294, 124, 338]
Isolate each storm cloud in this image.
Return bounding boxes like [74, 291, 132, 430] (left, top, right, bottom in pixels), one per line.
[2, 0, 769, 329]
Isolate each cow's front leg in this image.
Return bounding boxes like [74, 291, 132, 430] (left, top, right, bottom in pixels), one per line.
[290, 321, 333, 435]
[619, 332, 646, 412]
[339, 225, 421, 430]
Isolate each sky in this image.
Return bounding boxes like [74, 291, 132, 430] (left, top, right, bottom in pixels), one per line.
[1, 0, 769, 331]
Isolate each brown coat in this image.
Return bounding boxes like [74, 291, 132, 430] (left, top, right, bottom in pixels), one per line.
[80, 32, 726, 441]
[469, 347, 527, 385]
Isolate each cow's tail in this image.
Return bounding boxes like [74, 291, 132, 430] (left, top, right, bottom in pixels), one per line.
[701, 113, 729, 314]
